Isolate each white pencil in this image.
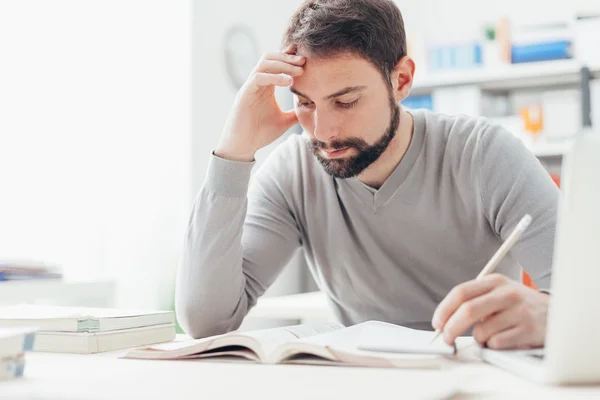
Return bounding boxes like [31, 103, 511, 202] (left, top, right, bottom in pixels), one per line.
[430, 214, 533, 344]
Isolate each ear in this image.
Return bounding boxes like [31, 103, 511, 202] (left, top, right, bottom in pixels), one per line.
[390, 56, 415, 102]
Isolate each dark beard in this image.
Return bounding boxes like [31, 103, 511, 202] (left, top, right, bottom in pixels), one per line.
[307, 94, 400, 179]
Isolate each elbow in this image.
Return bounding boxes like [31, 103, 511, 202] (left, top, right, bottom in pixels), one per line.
[175, 291, 247, 339]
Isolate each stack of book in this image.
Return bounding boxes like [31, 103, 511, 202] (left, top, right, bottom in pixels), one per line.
[0, 260, 62, 281]
[510, 22, 572, 64]
[0, 305, 175, 354]
[0, 328, 36, 380]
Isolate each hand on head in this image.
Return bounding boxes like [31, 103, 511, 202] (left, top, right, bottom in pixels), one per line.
[216, 44, 304, 162]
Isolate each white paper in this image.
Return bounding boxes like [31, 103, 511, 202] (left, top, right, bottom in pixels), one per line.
[357, 321, 458, 355]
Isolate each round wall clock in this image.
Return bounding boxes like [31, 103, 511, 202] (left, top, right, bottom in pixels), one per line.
[223, 24, 260, 90]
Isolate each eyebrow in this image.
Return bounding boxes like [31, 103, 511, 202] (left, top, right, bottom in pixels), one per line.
[290, 85, 367, 101]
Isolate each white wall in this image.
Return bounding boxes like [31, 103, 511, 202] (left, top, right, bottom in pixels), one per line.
[0, 0, 191, 309]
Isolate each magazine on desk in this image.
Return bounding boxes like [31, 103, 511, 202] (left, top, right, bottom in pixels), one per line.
[124, 320, 476, 368]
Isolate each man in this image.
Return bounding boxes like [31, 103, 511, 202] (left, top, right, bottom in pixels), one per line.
[176, 0, 558, 349]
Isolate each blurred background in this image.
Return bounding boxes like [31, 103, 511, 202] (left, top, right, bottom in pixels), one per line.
[1, 0, 599, 331]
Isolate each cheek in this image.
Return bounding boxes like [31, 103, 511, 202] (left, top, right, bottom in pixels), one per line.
[363, 98, 390, 123]
[360, 101, 392, 136]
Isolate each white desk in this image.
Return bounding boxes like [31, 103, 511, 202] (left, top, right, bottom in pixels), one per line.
[3, 349, 600, 399]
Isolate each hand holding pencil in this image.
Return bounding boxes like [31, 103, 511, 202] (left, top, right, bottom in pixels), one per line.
[430, 214, 550, 350]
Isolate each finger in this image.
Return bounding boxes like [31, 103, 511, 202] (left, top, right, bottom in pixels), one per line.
[250, 73, 292, 89]
[256, 60, 304, 77]
[442, 283, 521, 345]
[433, 274, 509, 330]
[283, 43, 297, 54]
[472, 309, 518, 345]
[486, 326, 532, 350]
[262, 51, 306, 66]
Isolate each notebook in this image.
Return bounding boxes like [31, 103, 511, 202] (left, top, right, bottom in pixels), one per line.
[357, 321, 474, 354]
[0, 305, 174, 333]
[125, 320, 465, 368]
[33, 323, 176, 354]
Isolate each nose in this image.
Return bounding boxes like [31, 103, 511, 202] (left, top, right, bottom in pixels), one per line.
[313, 110, 340, 143]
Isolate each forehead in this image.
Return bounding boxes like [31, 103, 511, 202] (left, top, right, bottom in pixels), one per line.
[292, 51, 382, 95]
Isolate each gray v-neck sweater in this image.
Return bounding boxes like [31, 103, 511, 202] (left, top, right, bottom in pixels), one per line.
[176, 109, 559, 338]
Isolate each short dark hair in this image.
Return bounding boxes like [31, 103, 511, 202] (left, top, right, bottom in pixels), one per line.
[282, 0, 407, 81]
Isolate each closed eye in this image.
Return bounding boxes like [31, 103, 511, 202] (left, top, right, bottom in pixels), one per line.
[336, 99, 360, 109]
[298, 101, 314, 108]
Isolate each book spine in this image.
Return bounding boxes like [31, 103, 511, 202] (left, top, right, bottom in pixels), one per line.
[0, 354, 26, 380]
[0, 331, 36, 359]
[23, 331, 35, 352]
[402, 95, 434, 111]
[511, 41, 571, 63]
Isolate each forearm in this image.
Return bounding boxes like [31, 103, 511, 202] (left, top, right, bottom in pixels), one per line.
[175, 154, 255, 338]
[175, 147, 303, 339]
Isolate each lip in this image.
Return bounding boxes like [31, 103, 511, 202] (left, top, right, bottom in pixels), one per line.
[322, 148, 350, 159]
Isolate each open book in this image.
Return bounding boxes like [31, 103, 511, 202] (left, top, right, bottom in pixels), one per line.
[124, 321, 474, 368]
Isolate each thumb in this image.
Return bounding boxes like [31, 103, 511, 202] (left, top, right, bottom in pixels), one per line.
[282, 109, 299, 129]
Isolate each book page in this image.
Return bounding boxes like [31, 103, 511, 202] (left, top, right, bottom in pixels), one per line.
[124, 322, 343, 361]
[178, 348, 260, 362]
[272, 321, 473, 368]
[242, 322, 343, 360]
[357, 321, 458, 355]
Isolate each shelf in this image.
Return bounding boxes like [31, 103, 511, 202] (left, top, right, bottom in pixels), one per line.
[529, 140, 574, 158]
[411, 60, 600, 95]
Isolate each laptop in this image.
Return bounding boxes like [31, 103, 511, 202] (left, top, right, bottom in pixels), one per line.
[481, 131, 600, 385]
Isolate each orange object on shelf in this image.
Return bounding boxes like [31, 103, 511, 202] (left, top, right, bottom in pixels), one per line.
[497, 17, 512, 63]
[521, 105, 544, 138]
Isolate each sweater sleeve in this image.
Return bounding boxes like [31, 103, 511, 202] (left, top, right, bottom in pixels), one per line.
[478, 126, 560, 290]
[175, 151, 302, 338]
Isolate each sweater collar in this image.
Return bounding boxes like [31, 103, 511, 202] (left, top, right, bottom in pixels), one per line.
[339, 109, 426, 210]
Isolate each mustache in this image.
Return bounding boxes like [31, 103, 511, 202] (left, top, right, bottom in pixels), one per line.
[310, 137, 370, 152]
